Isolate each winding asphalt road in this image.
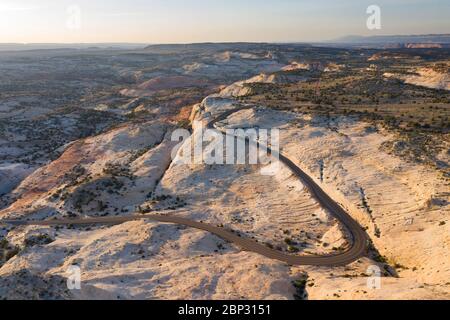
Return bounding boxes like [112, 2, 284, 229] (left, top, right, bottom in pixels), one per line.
[0, 106, 369, 266]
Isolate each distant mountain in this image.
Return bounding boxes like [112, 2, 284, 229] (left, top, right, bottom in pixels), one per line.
[142, 42, 316, 56]
[334, 34, 450, 45]
[142, 42, 274, 54]
[0, 43, 148, 52]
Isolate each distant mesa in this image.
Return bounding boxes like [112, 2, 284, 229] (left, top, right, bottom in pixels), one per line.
[332, 34, 450, 49]
[368, 52, 419, 61]
[405, 43, 443, 49]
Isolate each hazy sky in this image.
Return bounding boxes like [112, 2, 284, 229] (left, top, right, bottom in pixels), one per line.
[1, 0, 449, 43]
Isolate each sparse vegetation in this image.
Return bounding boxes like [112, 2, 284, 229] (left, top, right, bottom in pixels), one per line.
[0, 238, 21, 266]
[24, 234, 55, 247]
[292, 274, 309, 300]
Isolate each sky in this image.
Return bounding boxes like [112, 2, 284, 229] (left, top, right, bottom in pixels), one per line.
[0, 0, 449, 43]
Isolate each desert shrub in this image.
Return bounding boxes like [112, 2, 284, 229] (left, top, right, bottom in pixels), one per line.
[292, 274, 309, 300]
[0, 239, 8, 249]
[103, 162, 133, 179]
[24, 234, 54, 247]
[4, 247, 20, 261]
[0, 239, 21, 265]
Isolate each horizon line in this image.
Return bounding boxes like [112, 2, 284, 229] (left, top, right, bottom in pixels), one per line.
[0, 33, 449, 46]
